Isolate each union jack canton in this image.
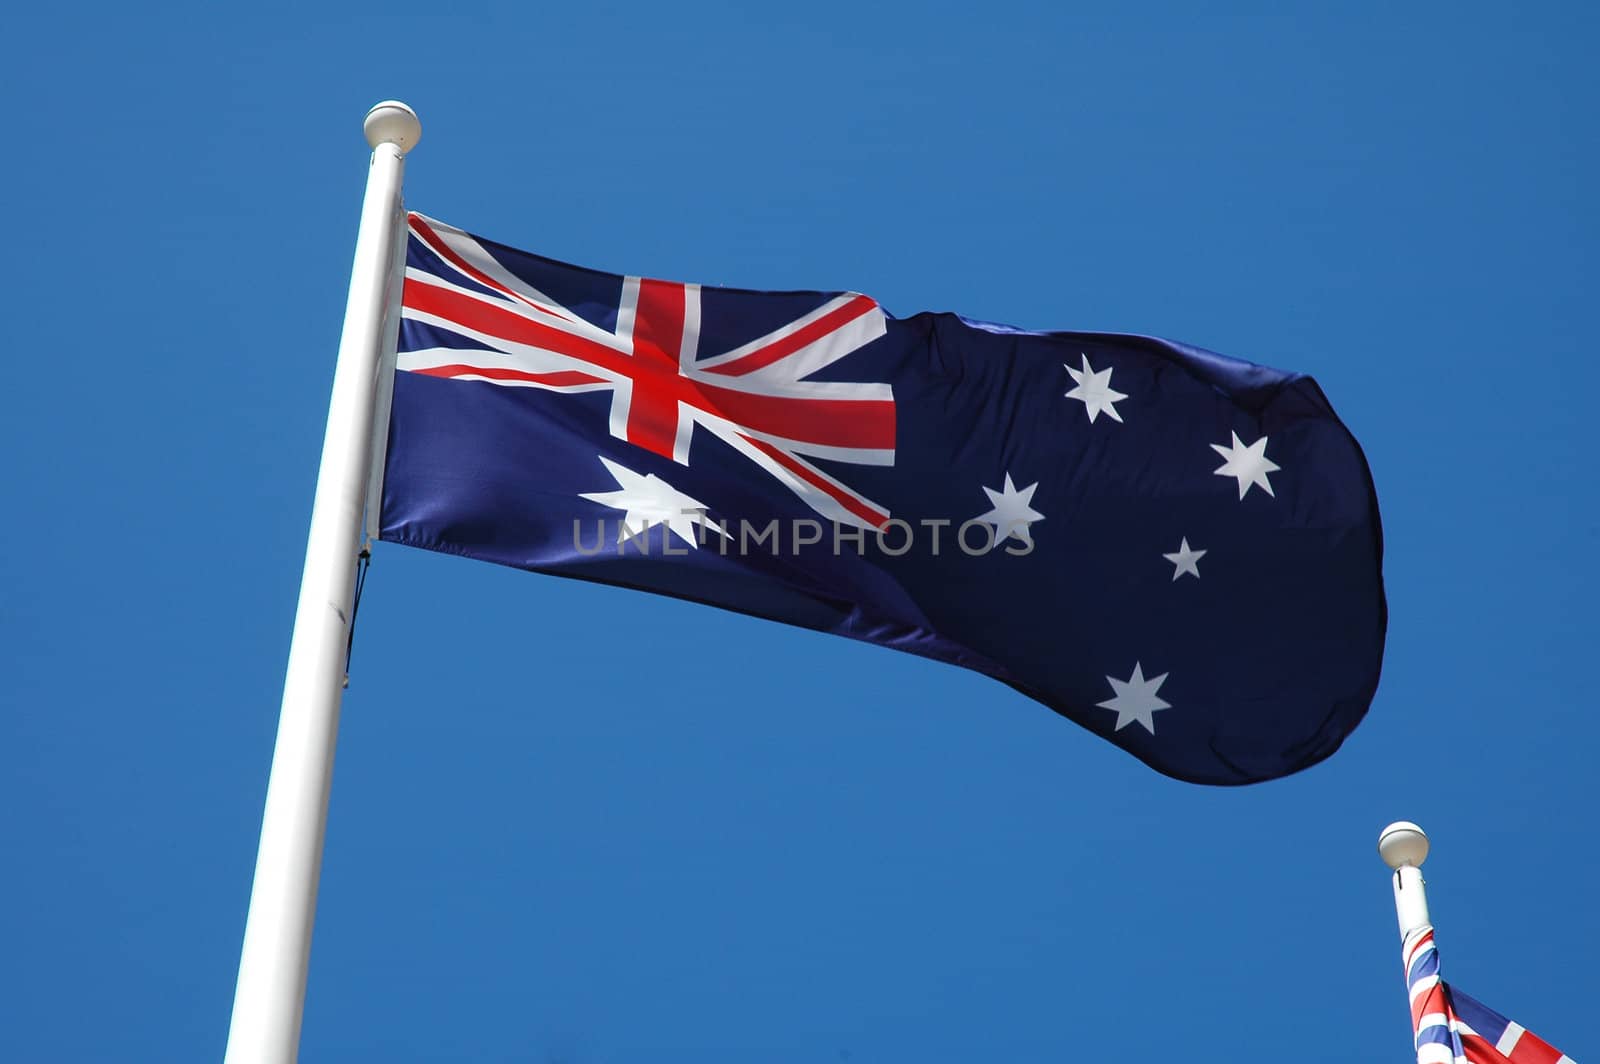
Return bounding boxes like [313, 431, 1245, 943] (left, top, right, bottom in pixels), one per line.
[398, 213, 894, 530]
[1404, 925, 1576, 1064]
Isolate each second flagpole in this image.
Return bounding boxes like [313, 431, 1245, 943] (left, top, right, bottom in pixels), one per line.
[1379, 821, 1431, 1064]
[223, 101, 420, 1064]
[1379, 820, 1431, 938]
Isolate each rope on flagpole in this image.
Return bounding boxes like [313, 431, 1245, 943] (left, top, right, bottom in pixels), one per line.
[342, 545, 371, 688]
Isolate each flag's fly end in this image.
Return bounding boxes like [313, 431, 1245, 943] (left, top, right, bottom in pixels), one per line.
[364, 100, 421, 153]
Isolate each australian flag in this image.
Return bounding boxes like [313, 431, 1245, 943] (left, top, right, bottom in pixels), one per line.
[378, 213, 1386, 785]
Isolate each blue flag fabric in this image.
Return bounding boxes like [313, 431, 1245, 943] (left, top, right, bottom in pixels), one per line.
[379, 213, 1385, 784]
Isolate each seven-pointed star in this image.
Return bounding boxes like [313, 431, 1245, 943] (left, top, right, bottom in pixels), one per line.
[1162, 537, 1206, 581]
[579, 456, 729, 549]
[1097, 663, 1171, 734]
[1211, 432, 1280, 499]
[974, 473, 1044, 547]
[1063, 354, 1127, 423]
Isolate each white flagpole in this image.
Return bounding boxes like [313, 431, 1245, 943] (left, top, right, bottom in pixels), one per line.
[224, 101, 420, 1064]
[1378, 820, 1432, 937]
[1379, 822, 1433, 1064]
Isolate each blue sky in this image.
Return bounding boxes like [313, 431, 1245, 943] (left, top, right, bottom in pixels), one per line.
[3, 5, 1594, 1061]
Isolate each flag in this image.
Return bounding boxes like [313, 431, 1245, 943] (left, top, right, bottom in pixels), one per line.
[377, 212, 1386, 784]
[1404, 925, 1576, 1064]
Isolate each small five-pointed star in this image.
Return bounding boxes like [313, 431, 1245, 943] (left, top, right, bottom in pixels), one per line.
[1211, 431, 1280, 499]
[1063, 353, 1127, 423]
[1097, 663, 1171, 734]
[974, 473, 1044, 548]
[1162, 537, 1206, 580]
[579, 456, 729, 549]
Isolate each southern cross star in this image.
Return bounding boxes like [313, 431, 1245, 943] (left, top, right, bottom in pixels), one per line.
[1097, 663, 1171, 734]
[1063, 354, 1127, 424]
[1211, 432, 1280, 499]
[974, 473, 1044, 548]
[579, 456, 729, 549]
[1162, 537, 1206, 581]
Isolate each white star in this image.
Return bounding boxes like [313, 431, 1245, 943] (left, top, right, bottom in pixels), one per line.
[1097, 663, 1171, 734]
[974, 473, 1044, 547]
[1063, 354, 1127, 423]
[1211, 432, 1280, 499]
[1162, 537, 1206, 581]
[579, 456, 729, 549]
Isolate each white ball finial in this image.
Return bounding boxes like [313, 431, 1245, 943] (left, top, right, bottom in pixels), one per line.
[1379, 821, 1430, 869]
[364, 101, 421, 153]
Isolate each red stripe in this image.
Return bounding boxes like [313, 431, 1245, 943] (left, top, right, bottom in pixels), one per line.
[741, 434, 889, 529]
[631, 279, 687, 368]
[1506, 1032, 1564, 1064]
[702, 295, 879, 376]
[1412, 981, 1447, 1026]
[406, 278, 628, 373]
[413, 364, 604, 388]
[625, 279, 688, 456]
[408, 213, 572, 322]
[694, 382, 894, 450]
[406, 279, 895, 451]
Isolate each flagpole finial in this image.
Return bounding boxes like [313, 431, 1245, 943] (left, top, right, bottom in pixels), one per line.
[1378, 821, 1429, 869]
[364, 100, 421, 154]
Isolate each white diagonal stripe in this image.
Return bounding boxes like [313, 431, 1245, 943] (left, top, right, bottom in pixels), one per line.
[412, 213, 578, 324]
[693, 295, 886, 380]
